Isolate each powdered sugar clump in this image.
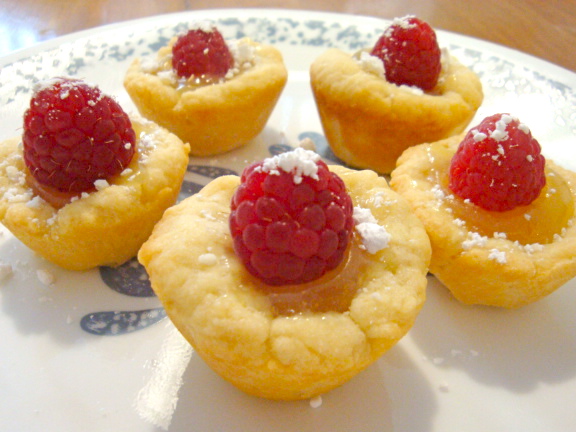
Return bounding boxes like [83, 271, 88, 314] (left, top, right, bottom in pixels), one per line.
[399, 84, 424, 95]
[490, 114, 514, 142]
[225, 39, 256, 79]
[257, 148, 321, 184]
[198, 253, 217, 266]
[386, 15, 417, 34]
[488, 248, 507, 264]
[37, 269, 56, 286]
[353, 206, 391, 254]
[94, 179, 110, 191]
[189, 21, 216, 33]
[471, 129, 487, 142]
[353, 206, 378, 225]
[309, 395, 323, 409]
[462, 232, 488, 250]
[356, 51, 385, 78]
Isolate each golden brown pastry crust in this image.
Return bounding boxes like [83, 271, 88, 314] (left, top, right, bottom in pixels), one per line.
[138, 165, 431, 400]
[310, 48, 483, 174]
[390, 136, 576, 308]
[0, 117, 190, 271]
[124, 38, 287, 157]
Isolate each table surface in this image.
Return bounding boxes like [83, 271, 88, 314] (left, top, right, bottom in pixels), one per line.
[2, 0, 576, 72]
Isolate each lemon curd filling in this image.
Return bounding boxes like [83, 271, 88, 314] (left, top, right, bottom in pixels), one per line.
[249, 235, 370, 316]
[427, 143, 574, 244]
[143, 38, 256, 93]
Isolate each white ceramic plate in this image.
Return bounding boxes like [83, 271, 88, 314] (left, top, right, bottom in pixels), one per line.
[1, 9, 575, 432]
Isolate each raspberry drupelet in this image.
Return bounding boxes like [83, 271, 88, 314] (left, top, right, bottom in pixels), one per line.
[370, 15, 441, 91]
[449, 113, 546, 212]
[229, 148, 354, 286]
[22, 78, 136, 194]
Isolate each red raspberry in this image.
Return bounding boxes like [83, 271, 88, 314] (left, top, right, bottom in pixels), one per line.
[22, 78, 136, 193]
[229, 149, 354, 286]
[449, 113, 546, 212]
[171, 25, 234, 79]
[370, 15, 441, 91]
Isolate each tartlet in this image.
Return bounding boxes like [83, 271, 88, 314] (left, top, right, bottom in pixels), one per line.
[124, 30, 287, 156]
[310, 19, 483, 174]
[0, 116, 190, 271]
[390, 134, 576, 308]
[138, 164, 431, 400]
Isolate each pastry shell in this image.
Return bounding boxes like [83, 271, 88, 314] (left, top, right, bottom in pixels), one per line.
[124, 38, 287, 157]
[310, 48, 483, 174]
[0, 117, 190, 271]
[390, 136, 576, 308]
[138, 165, 431, 400]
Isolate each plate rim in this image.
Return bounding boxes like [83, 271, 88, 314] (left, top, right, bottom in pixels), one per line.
[2, 7, 575, 86]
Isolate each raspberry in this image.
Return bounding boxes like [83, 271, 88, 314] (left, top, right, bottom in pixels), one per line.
[449, 113, 546, 212]
[22, 78, 136, 193]
[370, 15, 441, 91]
[171, 25, 234, 79]
[229, 148, 354, 286]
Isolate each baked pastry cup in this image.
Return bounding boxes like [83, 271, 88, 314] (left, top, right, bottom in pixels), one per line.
[310, 48, 483, 174]
[0, 117, 190, 271]
[138, 165, 431, 400]
[124, 37, 287, 157]
[390, 136, 576, 308]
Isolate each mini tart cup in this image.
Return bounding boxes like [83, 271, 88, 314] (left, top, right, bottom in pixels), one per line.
[390, 136, 576, 308]
[124, 38, 287, 157]
[0, 117, 190, 271]
[138, 165, 431, 400]
[310, 48, 483, 174]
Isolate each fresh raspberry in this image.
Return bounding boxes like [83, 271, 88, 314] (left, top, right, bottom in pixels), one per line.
[22, 78, 136, 193]
[171, 25, 234, 79]
[229, 148, 354, 286]
[449, 113, 546, 212]
[370, 15, 441, 91]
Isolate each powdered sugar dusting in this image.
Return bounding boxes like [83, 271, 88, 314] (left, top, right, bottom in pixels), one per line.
[488, 248, 507, 264]
[472, 129, 487, 142]
[518, 123, 530, 134]
[353, 206, 391, 254]
[257, 148, 320, 184]
[309, 395, 323, 408]
[225, 39, 256, 80]
[198, 253, 217, 266]
[462, 232, 488, 250]
[490, 114, 514, 142]
[520, 242, 544, 254]
[137, 128, 160, 165]
[388, 15, 417, 33]
[94, 179, 110, 191]
[356, 51, 385, 78]
[399, 84, 424, 95]
[36, 269, 56, 286]
[189, 21, 216, 33]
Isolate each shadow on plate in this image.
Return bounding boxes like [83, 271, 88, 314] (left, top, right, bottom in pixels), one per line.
[167, 343, 437, 432]
[410, 275, 576, 393]
[0, 237, 163, 345]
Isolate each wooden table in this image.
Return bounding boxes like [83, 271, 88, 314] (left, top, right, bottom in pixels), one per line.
[2, 0, 576, 72]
